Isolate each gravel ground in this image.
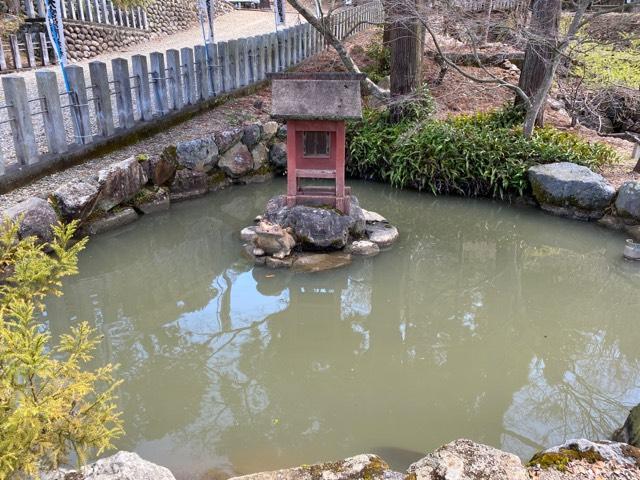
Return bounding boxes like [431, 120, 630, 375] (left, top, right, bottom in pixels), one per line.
[0, 7, 305, 166]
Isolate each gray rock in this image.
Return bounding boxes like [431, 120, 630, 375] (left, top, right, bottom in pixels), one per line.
[175, 136, 218, 172]
[535, 439, 640, 467]
[408, 439, 529, 480]
[262, 121, 279, 141]
[366, 223, 399, 248]
[627, 225, 640, 242]
[169, 169, 208, 201]
[135, 188, 170, 215]
[613, 404, 640, 447]
[240, 226, 258, 243]
[251, 143, 268, 169]
[265, 256, 294, 269]
[149, 151, 178, 186]
[4, 197, 58, 244]
[219, 143, 253, 178]
[362, 209, 388, 224]
[229, 454, 394, 480]
[276, 124, 287, 140]
[213, 127, 243, 153]
[42, 451, 176, 480]
[53, 179, 100, 222]
[528, 162, 615, 219]
[242, 123, 262, 148]
[97, 157, 149, 211]
[349, 240, 380, 256]
[83, 208, 138, 236]
[615, 181, 640, 220]
[264, 195, 365, 250]
[269, 142, 287, 169]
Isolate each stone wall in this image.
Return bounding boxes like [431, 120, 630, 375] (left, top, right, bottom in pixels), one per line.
[64, 22, 152, 61]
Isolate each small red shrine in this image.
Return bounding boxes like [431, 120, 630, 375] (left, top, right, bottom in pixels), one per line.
[270, 72, 365, 215]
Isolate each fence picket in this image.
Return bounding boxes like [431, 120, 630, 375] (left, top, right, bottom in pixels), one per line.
[112, 57, 135, 128]
[2, 76, 38, 164]
[166, 49, 183, 110]
[194, 44, 210, 100]
[180, 47, 197, 104]
[35, 70, 68, 153]
[90, 61, 115, 137]
[131, 54, 153, 121]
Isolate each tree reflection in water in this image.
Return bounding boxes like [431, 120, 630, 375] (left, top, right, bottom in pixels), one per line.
[43, 180, 640, 478]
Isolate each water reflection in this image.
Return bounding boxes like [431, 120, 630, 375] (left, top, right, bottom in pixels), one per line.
[44, 180, 640, 477]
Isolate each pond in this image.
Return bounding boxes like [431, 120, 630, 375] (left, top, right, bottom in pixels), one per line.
[44, 179, 640, 479]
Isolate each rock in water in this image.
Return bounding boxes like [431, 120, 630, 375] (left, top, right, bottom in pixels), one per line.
[408, 439, 529, 480]
[175, 137, 218, 172]
[264, 195, 365, 250]
[219, 143, 253, 178]
[613, 404, 640, 447]
[97, 157, 148, 211]
[52, 179, 100, 222]
[366, 223, 399, 248]
[42, 451, 176, 480]
[5, 197, 58, 244]
[528, 162, 615, 220]
[615, 181, 640, 221]
[253, 221, 296, 259]
[349, 240, 380, 256]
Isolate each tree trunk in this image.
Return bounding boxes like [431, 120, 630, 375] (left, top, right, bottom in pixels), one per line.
[515, 0, 561, 127]
[389, 0, 424, 121]
[483, 0, 495, 45]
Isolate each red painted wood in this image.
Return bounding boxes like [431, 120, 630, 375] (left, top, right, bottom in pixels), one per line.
[286, 118, 350, 214]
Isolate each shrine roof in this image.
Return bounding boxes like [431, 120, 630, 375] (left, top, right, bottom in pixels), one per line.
[269, 73, 364, 121]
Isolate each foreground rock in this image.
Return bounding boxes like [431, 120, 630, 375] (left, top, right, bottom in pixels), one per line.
[264, 195, 365, 250]
[5, 197, 58, 244]
[613, 404, 640, 447]
[175, 137, 218, 172]
[615, 181, 640, 221]
[408, 439, 529, 480]
[229, 454, 401, 480]
[42, 451, 176, 480]
[292, 252, 352, 272]
[97, 157, 148, 211]
[52, 179, 100, 222]
[528, 162, 616, 220]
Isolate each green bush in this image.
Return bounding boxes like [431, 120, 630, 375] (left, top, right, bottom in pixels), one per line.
[0, 220, 124, 479]
[361, 31, 390, 84]
[347, 106, 618, 198]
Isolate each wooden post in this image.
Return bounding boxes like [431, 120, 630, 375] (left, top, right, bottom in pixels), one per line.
[38, 33, 50, 66]
[131, 54, 152, 120]
[256, 34, 266, 80]
[180, 47, 197, 104]
[9, 35, 21, 70]
[218, 41, 230, 93]
[0, 38, 7, 71]
[247, 36, 256, 84]
[150, 52, 169, 114]
[264, 33, 273, 75]
[206, 42, 217, 96]
[166, 49, 183, 110]
[35, 71, 68, 154]
[227, 39, 238, 90]
[112, 57, 134, 128]
[36, 0, 46, 16]
[194, 44, 210, 100]
[24, 34, 36, 68]
[236, 38, 247, 87]
[89, 61, 115, 137]
[65, 65, 92, 145]
[24, 0, 35, 18]
[2, 76, 38, 164]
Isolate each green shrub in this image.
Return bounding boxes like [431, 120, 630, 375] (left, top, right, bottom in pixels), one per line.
[361, 31, 390, 84]
[347, 106, 618, 198]
[0, 220, 124, 479]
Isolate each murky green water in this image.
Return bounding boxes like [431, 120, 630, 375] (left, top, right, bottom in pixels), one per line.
[44, 179, 640, 479]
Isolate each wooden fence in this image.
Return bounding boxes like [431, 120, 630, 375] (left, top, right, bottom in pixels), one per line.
[0, 2, 383, 177]
[21, 0, 149, 29]
[0, 31, 56, 72]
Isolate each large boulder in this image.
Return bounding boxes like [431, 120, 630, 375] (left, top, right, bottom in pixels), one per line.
[42, 451, 176, 480]
[151, 148, 179, 186]
[615, 181, 640, 221]
[213, 127, 243, 154]
[229, 454, 400, 480]
[264, 196, 365, 250]
[175, 137, 218, 172]
[408, 439, 529, 480]
[252, 143, 268, 169]
[169, 169, 208, 201]
[242, 123, 262, 149]
[262, 121, 279, 141]
[269, 142, 287, 169]
[219, 143, 253, 178]
[52, 179, 100, 222]
[613, 404, 640, 447]
[528, 162, 615, 220]
[4, 197, 58, 244]
[97, 157, 148, 211]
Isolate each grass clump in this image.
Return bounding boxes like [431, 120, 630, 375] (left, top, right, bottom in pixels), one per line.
[347, 104, 618, 198]
[528, 448, 604, 472]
